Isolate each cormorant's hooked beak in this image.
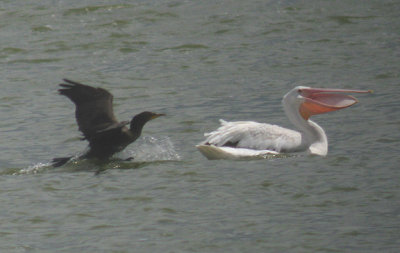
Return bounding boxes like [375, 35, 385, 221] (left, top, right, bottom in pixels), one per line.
[299, 87, 372, 120]
[151, 113, 166, 120]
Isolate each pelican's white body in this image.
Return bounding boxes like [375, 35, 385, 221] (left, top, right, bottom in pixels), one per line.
[197, 120, 301, 159]
[196, 119, 314, 159]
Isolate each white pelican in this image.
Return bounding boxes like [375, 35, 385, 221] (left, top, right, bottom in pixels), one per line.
[196, 86, 371, 159]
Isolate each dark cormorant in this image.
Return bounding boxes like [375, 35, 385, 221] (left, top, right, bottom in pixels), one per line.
[52, 79, 165, 167]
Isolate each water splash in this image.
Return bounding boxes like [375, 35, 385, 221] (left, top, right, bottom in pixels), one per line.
[13, 162, 51, 175]
[119, 136, 181, 162]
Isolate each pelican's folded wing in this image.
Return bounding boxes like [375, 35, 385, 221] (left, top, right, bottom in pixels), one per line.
[201, 119, 302, 152]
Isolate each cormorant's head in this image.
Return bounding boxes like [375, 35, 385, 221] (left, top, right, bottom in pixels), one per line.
[130, 111, 165, 131]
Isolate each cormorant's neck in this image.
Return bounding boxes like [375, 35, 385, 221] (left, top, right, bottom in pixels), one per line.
[129, 119, 147, 139]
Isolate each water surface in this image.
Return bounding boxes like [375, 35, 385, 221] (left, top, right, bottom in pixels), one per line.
[0, 0, 399, 252]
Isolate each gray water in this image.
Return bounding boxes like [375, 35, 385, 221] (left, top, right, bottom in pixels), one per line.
[0, 0, 399, 252]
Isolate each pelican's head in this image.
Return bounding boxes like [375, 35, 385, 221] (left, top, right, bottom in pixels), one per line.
[283, 86, 372, 121]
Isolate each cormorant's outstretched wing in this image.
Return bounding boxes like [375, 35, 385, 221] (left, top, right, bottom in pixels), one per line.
[58, 79, 119, 140]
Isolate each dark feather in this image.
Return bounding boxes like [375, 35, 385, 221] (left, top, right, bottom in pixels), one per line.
[58, 79, 119, 140]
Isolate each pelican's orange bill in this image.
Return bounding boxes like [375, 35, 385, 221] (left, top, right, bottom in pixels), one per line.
[299, 88, 372, 120]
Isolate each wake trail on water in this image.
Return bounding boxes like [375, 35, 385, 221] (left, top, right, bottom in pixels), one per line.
[12, 162, 52, 175]
[9, 136, 181, 175]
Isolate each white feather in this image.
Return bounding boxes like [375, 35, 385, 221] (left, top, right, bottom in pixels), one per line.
[201, 119, 302, 152]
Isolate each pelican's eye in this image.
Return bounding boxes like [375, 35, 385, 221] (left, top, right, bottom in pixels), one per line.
[297, 89, 302, 94]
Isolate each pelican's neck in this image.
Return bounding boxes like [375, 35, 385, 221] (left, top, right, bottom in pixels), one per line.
[283, 101, 328, 156]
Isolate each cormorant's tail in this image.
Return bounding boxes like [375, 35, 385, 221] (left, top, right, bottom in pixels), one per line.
[51, 157, 73, 167]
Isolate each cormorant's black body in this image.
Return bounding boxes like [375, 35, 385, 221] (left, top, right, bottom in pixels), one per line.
[52, 79, 164, 167]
